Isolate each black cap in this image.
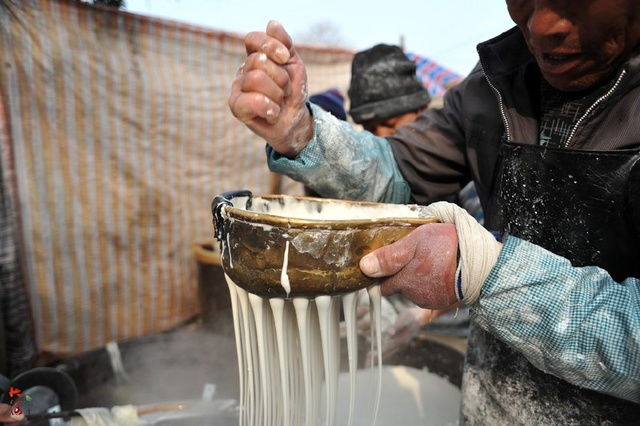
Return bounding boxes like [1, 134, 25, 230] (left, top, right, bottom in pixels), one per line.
[348, 44, 431, 124]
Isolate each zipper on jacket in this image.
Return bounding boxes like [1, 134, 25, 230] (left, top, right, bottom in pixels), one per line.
[563, 69, 627, 147]
[480, 50, 628, 148]
[479, 60, 511, 142]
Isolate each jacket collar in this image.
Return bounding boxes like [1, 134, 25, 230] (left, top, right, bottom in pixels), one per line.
[476, 26, 534, 81]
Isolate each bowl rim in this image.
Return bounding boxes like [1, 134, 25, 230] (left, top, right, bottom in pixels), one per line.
[221, 194, 439, 229]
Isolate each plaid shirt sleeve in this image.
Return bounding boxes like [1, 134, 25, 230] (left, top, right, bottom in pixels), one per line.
[472, 236, 640, 403]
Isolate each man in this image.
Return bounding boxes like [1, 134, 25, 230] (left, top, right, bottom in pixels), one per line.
[347, 43, 432, 137]
[229, 1, 640, 424]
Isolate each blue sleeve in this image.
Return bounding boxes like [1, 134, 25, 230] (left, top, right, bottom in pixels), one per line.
[267, 104, 411, 204]
[472, 236, 640, 403]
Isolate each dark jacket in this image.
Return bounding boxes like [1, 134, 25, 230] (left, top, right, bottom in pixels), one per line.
[389, 27, 640, 216]
[390, 26, 640, 424]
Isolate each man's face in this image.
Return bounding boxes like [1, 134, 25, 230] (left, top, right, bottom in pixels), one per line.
[364, 111, 423, 137]
[506, 0, 640, 91]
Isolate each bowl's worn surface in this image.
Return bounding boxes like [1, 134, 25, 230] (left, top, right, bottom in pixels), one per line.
[213, 192, 438, 298]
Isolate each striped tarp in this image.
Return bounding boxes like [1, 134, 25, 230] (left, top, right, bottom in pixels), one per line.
[407, 52, 464, 98]
[0, 0, 354, 360]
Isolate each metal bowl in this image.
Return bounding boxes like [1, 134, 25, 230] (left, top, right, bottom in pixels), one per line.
[211, 190, 437, 298]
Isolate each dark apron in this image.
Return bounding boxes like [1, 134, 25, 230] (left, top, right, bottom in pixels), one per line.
[462, 142, 640, 425]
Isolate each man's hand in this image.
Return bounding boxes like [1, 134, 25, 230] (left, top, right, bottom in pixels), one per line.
[360, 223, 459, 310]
[359, 202, 503, 308]
[228, 20, 313, 158]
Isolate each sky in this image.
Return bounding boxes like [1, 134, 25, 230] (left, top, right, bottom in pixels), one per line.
[124, 0, 516, 76]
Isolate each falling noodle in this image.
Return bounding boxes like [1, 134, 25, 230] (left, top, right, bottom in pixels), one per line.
[225, 276, 383, 426]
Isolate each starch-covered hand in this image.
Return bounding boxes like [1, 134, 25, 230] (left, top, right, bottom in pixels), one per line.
[360, 202, 503, 309]
[360, 222, 459, 310]
[228, 20, 313, 158]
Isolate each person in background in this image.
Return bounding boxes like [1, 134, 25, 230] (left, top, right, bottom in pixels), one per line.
[348, 44, 431, 137]
[229, 1, 640, 422]
[349, 43, 483, 224]
[308, 88, 347, 121]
